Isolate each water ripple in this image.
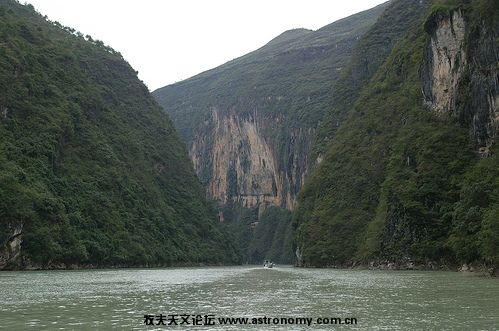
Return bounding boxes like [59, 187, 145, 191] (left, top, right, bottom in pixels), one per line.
[0, 266, 498, 330]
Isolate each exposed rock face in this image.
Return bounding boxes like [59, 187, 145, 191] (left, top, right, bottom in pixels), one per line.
[423, 9, 499, 151]
[190, 107, 309, 212]
[423, 10, 467, 114]
[466, 30, 499, 151]
[0, 223, 22, 269]
[153, 4, 388, 220]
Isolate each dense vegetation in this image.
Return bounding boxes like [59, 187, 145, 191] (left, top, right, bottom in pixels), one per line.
[0, 0, 241, 269]
[222, 205, 294, 264]
[313, 0, 433, 156]
[153, 4, 387, 263]
[249, 207, 294, 264]
[295, 0, 499, 270]
[8, 0, 496, 271]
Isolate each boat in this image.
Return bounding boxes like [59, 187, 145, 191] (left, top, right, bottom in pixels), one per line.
[263, 260, 274, 268]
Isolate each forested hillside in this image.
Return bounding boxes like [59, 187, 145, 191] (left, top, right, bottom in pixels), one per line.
[10, 0, 497, 272]
[154, 3, 388, 263]
[0, 0, 240, 269]
[295, 0, 499, 272]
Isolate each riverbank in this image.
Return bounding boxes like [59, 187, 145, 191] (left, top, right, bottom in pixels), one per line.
[297, 260, 498, 277]
[365, 260, 498, 277]
[0, 260, 241, 271]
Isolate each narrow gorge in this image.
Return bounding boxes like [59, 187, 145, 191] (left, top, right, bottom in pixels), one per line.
[155, 0, 499, 270]
[154, 4, 387, 262]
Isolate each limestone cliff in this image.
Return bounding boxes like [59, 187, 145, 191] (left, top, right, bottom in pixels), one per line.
[422, 9, 467, 114]
[154, 4, 387, 219]
[423, 7, 499, 154]
[190, 107, 310, 212]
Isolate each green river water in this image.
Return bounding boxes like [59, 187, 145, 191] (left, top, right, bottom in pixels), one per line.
[0, 266, 498, 330]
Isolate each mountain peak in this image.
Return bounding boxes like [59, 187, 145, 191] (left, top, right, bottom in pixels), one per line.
[264, 28, 313, 48]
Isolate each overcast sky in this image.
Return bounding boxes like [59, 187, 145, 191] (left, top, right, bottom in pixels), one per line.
[24, 0, 387, 91]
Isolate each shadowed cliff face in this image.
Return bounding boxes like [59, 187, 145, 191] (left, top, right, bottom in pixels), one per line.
[463, 14, 499, 152]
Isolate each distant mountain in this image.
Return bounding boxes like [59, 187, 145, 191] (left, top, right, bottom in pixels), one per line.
[153, 3, 388, 263]
[0, 0, 241, 269]
[295, 0, 499, 272]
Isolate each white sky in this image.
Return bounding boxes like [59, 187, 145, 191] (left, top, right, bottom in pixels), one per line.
[24, 0, 387, 91]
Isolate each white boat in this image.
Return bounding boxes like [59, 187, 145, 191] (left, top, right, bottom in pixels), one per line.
[263, 260, 274, 268]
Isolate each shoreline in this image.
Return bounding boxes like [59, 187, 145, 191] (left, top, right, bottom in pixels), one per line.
[296, 261, 499, 277]
[2, 262, 497, 277]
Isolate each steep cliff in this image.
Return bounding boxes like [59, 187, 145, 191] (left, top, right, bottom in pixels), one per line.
[194, 108, 292, 212]
[0, 0, 240, 269]
[154, 4, 387, 214]
[153, 5, 388, 262]
[422, 3, 499, 153]
[422, 9, 467, 114]
[295, 0, 499, 271]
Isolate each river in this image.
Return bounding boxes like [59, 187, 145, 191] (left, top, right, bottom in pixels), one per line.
[0, 266, 498, 330]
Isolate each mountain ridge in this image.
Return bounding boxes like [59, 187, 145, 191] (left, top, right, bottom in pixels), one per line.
[153, 2, 388, 210]
[0, 0, 241, 269]
[153, 2, 389, 263]
[295, 0, 499, 272]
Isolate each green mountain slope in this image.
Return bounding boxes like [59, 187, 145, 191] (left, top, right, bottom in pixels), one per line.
[314, 0, 432, 156]
[295, 0, 499, 271]
[153, 3, 387, 263]
[0, 0, 240, 269]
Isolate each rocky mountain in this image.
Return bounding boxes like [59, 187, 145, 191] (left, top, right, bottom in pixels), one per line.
[0, 0, 241, 269]
[295, 0, 499, 271]
[153, 3, 388, 263]
[154, 4, 387, 214]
